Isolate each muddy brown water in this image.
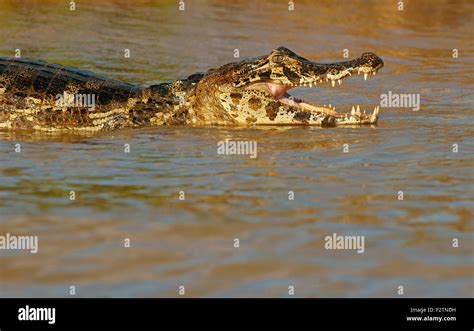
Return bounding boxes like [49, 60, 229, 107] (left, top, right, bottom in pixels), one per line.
[0, 0, 473, 297]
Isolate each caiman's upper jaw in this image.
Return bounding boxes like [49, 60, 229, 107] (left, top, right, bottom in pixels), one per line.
[262, 52, 384, 125]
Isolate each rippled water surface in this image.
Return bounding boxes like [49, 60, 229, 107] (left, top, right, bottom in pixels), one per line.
[0, 0, 473, 297]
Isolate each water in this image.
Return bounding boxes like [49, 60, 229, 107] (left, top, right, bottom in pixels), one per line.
[0, 0, 473, 297]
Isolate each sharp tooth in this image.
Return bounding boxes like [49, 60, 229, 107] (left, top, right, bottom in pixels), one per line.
[348, 72, 352, 76]
[370, 106, 379, 122]
[338, 79, 341, 85]
[363, 110, 366, 115]
[309, 82, 313, 88]
[373, 71, 377, 76]
[356, 105, 361, 115]
[351, 106, 355, 116]
[331, 80, 335, 87]
[364, 73, 368, 80]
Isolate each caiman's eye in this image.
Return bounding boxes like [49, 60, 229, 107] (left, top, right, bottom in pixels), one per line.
[272, 55, 284, 64]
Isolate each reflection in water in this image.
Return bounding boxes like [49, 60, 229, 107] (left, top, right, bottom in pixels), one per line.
[0, 0, 473, 297]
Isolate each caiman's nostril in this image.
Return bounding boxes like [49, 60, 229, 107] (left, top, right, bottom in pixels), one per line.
[361, 52, 384, 68]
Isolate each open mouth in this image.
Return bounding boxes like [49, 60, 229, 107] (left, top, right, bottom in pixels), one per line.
[264, 54, 383, 124]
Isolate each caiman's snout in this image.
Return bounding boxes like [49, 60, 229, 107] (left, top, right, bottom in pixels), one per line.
[353, 53, 384, 79]
[302, 51, 384, 86]
[360, 52, 384, 70]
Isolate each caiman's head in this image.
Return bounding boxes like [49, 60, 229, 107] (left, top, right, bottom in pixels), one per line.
[191, 47, 384, 126]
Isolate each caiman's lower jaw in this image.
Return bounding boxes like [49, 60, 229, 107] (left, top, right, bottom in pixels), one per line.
[265, 66, 381, 125]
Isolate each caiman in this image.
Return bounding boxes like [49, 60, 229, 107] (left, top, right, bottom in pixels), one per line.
[0, 47, 383, 131]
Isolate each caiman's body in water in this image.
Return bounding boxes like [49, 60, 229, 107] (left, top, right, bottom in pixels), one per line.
[0, 47, 383, 131]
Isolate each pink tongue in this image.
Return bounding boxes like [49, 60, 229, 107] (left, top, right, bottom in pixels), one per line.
[267, 82, 340, 117]
[266, 83, 289, 99]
